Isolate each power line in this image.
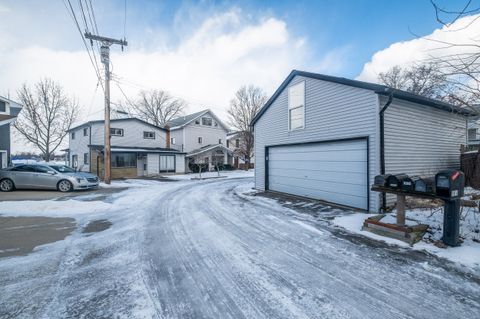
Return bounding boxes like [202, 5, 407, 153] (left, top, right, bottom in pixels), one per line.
[63, 0, 104, 91]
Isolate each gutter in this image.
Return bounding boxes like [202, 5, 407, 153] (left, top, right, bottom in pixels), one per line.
[379, 92, 393, 211]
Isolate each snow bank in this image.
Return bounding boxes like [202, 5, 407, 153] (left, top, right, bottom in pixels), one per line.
[333, 211, 480, 270]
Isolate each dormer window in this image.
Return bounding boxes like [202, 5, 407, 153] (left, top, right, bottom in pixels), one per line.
[202, 117, 212, 126]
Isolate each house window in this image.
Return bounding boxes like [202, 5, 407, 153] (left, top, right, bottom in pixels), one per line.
[110, 128, 124, 136]
[219, 139, 222, 144]
[0, 100, 6, 112]
[84, 153, 88, 164]
[195, 119, 200, 124]
[198, 137, 202, 144]
[468, 128, 477, 141]
[202, 117, 212, 126]
[83, 127, 88, 136]
[227, 140, 230, 148]
[143, 131, 155, 139]
[235, 139, 240, 148]
[111, 152, 136, 168]
[71, 132, 76, 140]
[171, 137, 176, 145]
[288, 81, 305, 130]
[214, 121, 218, 127]
[159, 155, 175, 172]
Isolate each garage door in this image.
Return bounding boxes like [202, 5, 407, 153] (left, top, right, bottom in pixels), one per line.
[267, 139, 368, 210]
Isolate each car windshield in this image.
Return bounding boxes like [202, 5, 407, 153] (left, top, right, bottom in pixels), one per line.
[48, 165, 76, 173]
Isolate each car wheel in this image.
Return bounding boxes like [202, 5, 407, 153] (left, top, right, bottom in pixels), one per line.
[0, 179, 14, 192]
[57, 180, 73, 192]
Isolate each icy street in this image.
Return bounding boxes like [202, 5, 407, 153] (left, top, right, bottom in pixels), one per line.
[1, 176, 480, 318]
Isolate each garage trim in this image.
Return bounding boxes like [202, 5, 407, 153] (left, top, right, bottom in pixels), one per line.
[265, 136, 370, 211]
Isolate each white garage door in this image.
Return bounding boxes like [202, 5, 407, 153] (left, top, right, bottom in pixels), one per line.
[267, 139, 368, 210]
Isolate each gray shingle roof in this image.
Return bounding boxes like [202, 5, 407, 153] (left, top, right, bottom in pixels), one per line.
[166, 110, 208, 128]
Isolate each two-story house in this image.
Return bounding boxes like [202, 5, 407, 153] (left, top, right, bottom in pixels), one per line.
[67, 117, 185, 179]
[0, 96, 23, 169]
[167, 109, 232, 171]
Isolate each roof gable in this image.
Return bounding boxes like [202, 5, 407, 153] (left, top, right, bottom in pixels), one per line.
[168, 109, 229, 131]
[251, 70, 473, 126]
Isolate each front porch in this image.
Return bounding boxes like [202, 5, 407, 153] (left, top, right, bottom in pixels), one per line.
[186, 144, 233, 172]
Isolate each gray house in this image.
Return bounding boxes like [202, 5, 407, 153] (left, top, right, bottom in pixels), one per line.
[167, 109, 232, 171]
[251, 70, 472, 212]
[0, 96, 22, 168]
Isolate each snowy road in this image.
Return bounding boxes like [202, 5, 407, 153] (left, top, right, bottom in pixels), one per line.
[1, 176, 480, 318]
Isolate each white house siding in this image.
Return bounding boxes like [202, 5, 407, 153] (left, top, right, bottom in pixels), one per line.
[169, 128, 184, 152]
[254, 75, 380, 212]
[69, 126, 91, 172]
[175, 154, 186, 173]
[90, 121, 168, 148]
[147, 153, 159, 176]
[383, 97, 467, 205]
[183, 120, 228, 153]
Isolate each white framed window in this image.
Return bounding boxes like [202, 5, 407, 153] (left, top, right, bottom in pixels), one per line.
[84, 153, 88, 164]
[110, 128, 124, 136]
[195, 119, 200, 125]
[198, 137, 203, 144]
[83, 127, 88, 136]
[171, 137, 176, 145]
[143, 131, 155, 139]
[288, 81, 305, 131]
[202, 117, 212, 126]
[218, 139, 222, 144]
[71, 132, 76, 140]
[0, 100, 6, 113]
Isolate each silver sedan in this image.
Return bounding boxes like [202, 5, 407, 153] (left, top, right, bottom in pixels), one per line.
[0, 164, 99, 192]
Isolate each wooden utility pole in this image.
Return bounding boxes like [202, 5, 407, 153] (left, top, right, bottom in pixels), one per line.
[84, 32, 127, 184]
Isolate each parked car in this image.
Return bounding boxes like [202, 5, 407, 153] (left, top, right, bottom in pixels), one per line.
[0, 164, 99, 192]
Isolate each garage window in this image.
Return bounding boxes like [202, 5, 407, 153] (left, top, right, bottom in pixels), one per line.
[288, 81, 305, 131]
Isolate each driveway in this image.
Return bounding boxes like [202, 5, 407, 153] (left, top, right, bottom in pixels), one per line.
[0, 177, 479, 318]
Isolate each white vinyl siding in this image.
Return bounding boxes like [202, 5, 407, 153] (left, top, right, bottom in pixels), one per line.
[383, 97, 467, 205]
[68, 126, 90, 172]
[268, 139, 368, 210]
[254, 75, 380, 212]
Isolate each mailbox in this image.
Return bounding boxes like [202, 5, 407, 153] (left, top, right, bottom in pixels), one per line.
[386, 174, 409, 189]
[414, 177, 435, 194]
[374, 174, 391, 187]
[401, 176, 420, 191]
[435, 170, 465, 199]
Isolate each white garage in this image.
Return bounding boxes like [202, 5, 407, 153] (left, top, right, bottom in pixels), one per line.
[267, 138, 368, 210]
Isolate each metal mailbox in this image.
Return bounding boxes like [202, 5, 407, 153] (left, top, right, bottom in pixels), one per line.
[374, 174, 391, 187]
[414, 177, 435, 194]
[401, 176, 420, 192]
[386, 174, 408, 189]
[435, 170, 465, 199]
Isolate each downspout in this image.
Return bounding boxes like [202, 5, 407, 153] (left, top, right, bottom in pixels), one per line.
[379, 92, 394, 211]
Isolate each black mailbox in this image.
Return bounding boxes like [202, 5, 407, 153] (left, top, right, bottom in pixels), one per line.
[435, 170, 465, 199]
[401, 176, 420, 191]
[374, 174, 391, 187]
[386, 174, 408, 189]
[414, 177, 435, 193]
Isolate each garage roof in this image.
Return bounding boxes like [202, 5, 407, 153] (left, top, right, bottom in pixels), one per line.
[251, 70, 475, 126]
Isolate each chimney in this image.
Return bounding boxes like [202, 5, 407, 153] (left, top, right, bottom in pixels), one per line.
[165, 125, 171, 148]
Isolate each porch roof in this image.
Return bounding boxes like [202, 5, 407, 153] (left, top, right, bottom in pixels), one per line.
[187, 144, 233, 157]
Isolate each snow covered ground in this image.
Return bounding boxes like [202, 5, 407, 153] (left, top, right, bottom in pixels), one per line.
[164, 169, 254, 180]
[1, 176, 479, 318]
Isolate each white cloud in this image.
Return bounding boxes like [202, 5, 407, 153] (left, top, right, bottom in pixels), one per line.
[357, 14, 480, 82]
[1, 4, 350, 153]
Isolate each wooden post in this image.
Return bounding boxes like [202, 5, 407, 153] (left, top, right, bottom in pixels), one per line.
[396, 194, 406, 226]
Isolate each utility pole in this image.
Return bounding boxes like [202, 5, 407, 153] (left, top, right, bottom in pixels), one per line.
[84, 32, 127, 184]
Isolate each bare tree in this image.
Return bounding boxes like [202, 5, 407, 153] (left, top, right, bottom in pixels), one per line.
[228, 85, 267, 170]
[378, 63, 458, 101]
[127, 90, 186, 127]
[426, 1, 480, 110]
[14, 79, 79, 162]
